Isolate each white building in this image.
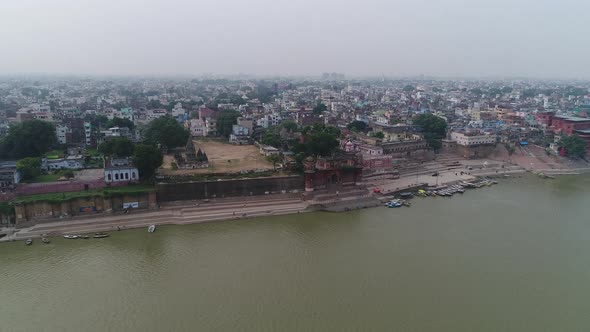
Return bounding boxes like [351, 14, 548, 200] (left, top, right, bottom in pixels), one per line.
[104, 158, 138, 183]
[188, 119, 206, 137]
[450, 132, 496, 146]
[171, 103, 186, 117]
[42, 156, 84, 171]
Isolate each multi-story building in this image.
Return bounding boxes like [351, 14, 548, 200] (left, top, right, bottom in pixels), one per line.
[56, 124, 70, 145]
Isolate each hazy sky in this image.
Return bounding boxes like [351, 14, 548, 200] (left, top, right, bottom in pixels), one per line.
[1, 0, 589, 78]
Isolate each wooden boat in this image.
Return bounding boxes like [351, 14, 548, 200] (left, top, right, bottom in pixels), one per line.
[42, 237, 50, 244]
[93, 233, 110, 239]
[25, 238, 32, 245]
[79, 235, 89, 239]
[63, 235, 79, 239]
[148, 225, 156, 233]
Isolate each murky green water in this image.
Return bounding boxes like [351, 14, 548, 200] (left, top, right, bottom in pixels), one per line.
[2, 175, 590, 331]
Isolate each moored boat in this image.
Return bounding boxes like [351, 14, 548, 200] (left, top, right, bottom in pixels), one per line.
[42, 237, 50, 244]
[79, 235, 89, 239]
[148, 225, 156, 233]
[93, 233, 110, 239]
[25, 238, 32, 245]
[63, 235, 79, 239]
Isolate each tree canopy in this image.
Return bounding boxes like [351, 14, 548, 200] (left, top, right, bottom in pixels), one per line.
[132, 144, 163, 180]
[413, 113, 447, 151]
[16, 157, 41, 180]
[295, 124, 341, 157]
[98, 137, 135, 157]
[347, 120, 369, 133]
[216, 111, 240, 138]
[559, 134, 587, 159]
[0, 120, 57, 159]
[143, 116, 190, 148]
[313, 103, 328, 114]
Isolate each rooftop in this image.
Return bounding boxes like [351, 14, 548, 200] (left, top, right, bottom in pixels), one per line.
[554, 115, 590, 122]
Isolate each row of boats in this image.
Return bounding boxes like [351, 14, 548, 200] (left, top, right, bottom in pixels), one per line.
[384, 199, 411, 208]
[415, 179, 498, 197]
[63, 233, 110, 239]
[384, 178, 499, 207]
[25, 224, 157, 245]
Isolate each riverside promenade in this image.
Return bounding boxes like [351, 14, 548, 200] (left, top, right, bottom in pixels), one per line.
[3, 195, 308, 242]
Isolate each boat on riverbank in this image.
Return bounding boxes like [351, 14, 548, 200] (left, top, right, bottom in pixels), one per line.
[385, 200, 403, 208]
[42, 237, 50, 244]
[93, 233, 109, 239]
[25, 238, 32, 245]
[63, 235, 79, 239]
[148, 225, 156, 233]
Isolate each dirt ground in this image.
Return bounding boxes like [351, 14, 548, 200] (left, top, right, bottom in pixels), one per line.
[159, 139, 274, 175]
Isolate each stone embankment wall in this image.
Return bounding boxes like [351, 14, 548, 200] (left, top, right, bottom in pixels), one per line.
[156, 175, 304, 202]
[13, 192, 157, 224]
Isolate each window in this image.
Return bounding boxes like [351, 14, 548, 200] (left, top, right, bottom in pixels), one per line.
[115, 173, 119, 180]
[108, 174, 112, 181]
[125, 173, 129, 180]
[132, 172, 136, 179]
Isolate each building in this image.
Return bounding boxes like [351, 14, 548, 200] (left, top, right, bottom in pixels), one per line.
[188, 119, 206, 137]
[444, 131, 497, 159]
[104, 157, 138, 183]
[303, 150, 363, 192]
[56, 124, 70, 145]
[259, 145, 279, 156]
[98, 127, 132, 144]
[119, 107, 134, 121]
[450, 132, 496, 146]
[42, 155, 84, 170]
[0, 161, 21, 191]
[229, 124, 250, 144]
[550, 115, 590, 135]
[147, 109, 168, 121]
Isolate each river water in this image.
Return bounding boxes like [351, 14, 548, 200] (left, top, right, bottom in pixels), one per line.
[2, 175, 590, 331]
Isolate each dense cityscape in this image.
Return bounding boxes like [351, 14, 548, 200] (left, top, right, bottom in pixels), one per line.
[0, 75, 589, 230]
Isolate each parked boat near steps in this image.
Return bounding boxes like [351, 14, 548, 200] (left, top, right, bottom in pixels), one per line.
[148, 225, 156, 233]
[93, 233, 110, 239]
[42, 237, 50, 244]
[63, 235, 79, 239]
[25, 238, 32, 246]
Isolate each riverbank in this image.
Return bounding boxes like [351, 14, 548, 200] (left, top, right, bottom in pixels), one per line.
[1, 195, 308, 242]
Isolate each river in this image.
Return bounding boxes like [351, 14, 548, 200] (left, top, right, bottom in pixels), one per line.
[2, 175, 590, 331]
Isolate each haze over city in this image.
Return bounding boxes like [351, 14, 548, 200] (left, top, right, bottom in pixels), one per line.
[2, 0, 589, 79]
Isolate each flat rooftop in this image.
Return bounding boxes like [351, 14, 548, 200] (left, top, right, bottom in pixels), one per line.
[554, 115, 590, 122]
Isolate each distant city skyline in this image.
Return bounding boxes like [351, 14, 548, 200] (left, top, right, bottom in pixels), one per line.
[1, 0, 589, 79]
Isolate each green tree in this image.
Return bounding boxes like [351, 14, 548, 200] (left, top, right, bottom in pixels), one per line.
[16, 157, 41, 180]
[280, 120, 298, 132]
[313, 103, 328, 114]
[261, 130, 281, 148]
[413, 114, 447, 151]
[347, 120, 368, 133]
[132, 144, 163, 180]
[143, 116, 190, 148]
[0, 120, 56, 159]
[370, 131, 385, 139]
[98, 137, 135, 157]
[216, 111, 240, 138]
[403, 85, 415, 92]
[559, 135, 587, 158]
[295, 124, 341, 157]
[266, 154, 281, 171]
[106, 117, 134, 130]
